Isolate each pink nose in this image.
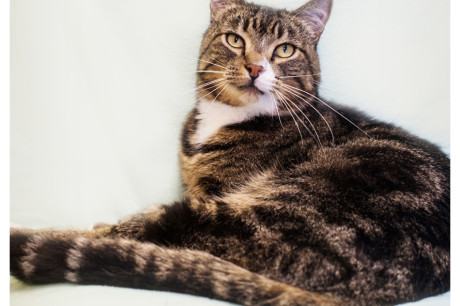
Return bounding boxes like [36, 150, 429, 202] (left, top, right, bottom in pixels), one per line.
[245, 64, 264, 79]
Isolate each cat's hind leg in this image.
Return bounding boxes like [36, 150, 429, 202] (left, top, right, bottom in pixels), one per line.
[88, 200, 192, 242]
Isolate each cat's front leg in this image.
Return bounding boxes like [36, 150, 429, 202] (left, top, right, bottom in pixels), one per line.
[10, 200, 198, 285]
[9, 215, 155, 285]
[10, 228, 342, 305]
[10, 206, 161, 281]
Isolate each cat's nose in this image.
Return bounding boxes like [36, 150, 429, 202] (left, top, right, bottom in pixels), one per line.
[245, 64, 264, 80]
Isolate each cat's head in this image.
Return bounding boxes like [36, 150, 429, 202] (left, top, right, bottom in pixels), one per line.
[197, 0, 332, 112]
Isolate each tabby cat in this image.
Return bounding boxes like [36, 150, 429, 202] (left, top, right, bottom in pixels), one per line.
[10, 0, 450, 305]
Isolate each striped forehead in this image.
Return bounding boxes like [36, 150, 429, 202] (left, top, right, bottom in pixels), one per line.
[222, 6, 294, 52]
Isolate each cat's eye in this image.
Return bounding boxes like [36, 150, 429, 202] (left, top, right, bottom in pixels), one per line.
[274, 43, 295, 58]
[226, 34, 245, 48]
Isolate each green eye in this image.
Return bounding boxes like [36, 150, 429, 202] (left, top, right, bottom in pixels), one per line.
[226, 34, 244, 48]
[274, 43, 295, 58]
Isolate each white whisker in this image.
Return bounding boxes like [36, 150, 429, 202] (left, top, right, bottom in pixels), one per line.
[276, 89, 323, 147]
[274, 89, 304, 141]
[190, 78, 226, 93]
[195, 81, 228, 103]
[196, 58, 229, 70]
[196, 70, 227, 74]
[178, 70, 227, 76]
[196, 82, 224, 93]
[279, 84, 335, 144]
[203, 83, 229, 114]
[276, 90, 322, 145]
[268, 91, 284, 128]
[282, 83, 370, 137]
[277, 74, 321, 79]
[204, 57, 229, 69]
[161, 78, 225, 100]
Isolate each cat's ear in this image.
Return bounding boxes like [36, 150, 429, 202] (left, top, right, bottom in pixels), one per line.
[210, 0, 244, 19]
[293, 0, 332, 43]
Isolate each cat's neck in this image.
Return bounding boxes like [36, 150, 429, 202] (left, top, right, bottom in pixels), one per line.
[191, 96, 278, 145]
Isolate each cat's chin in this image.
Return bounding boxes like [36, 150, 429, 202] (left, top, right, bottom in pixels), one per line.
[236, 85, 264, 105]
[239, 85, 264, 95]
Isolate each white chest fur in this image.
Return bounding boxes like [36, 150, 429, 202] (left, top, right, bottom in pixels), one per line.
[192, 95, 277, 145]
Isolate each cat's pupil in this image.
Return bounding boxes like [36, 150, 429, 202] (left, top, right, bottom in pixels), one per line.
[234, 36, 239, 43]
[283, 44, 288, 53]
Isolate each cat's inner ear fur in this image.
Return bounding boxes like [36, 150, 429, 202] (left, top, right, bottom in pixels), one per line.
[293, 0, 333, 43]
[210, 0, 245, 19]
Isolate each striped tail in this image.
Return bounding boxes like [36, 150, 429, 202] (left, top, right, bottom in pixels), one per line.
[10, 229, 342, 305]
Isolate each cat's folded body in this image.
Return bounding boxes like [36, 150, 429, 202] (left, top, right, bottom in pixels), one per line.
[10, 0, 449, 305]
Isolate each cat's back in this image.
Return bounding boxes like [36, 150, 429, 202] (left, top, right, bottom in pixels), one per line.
[218, 130, 449, 304]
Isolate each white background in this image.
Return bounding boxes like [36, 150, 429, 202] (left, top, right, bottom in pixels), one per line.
[10, 0, 450, 229]
[9, 0, 451, 305]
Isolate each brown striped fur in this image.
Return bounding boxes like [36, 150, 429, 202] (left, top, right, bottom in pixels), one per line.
[11, 0, 449, 305]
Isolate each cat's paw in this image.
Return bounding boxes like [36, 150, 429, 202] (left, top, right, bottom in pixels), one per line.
[10, 228, 35, 281]
[10, 228, 73, 284]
